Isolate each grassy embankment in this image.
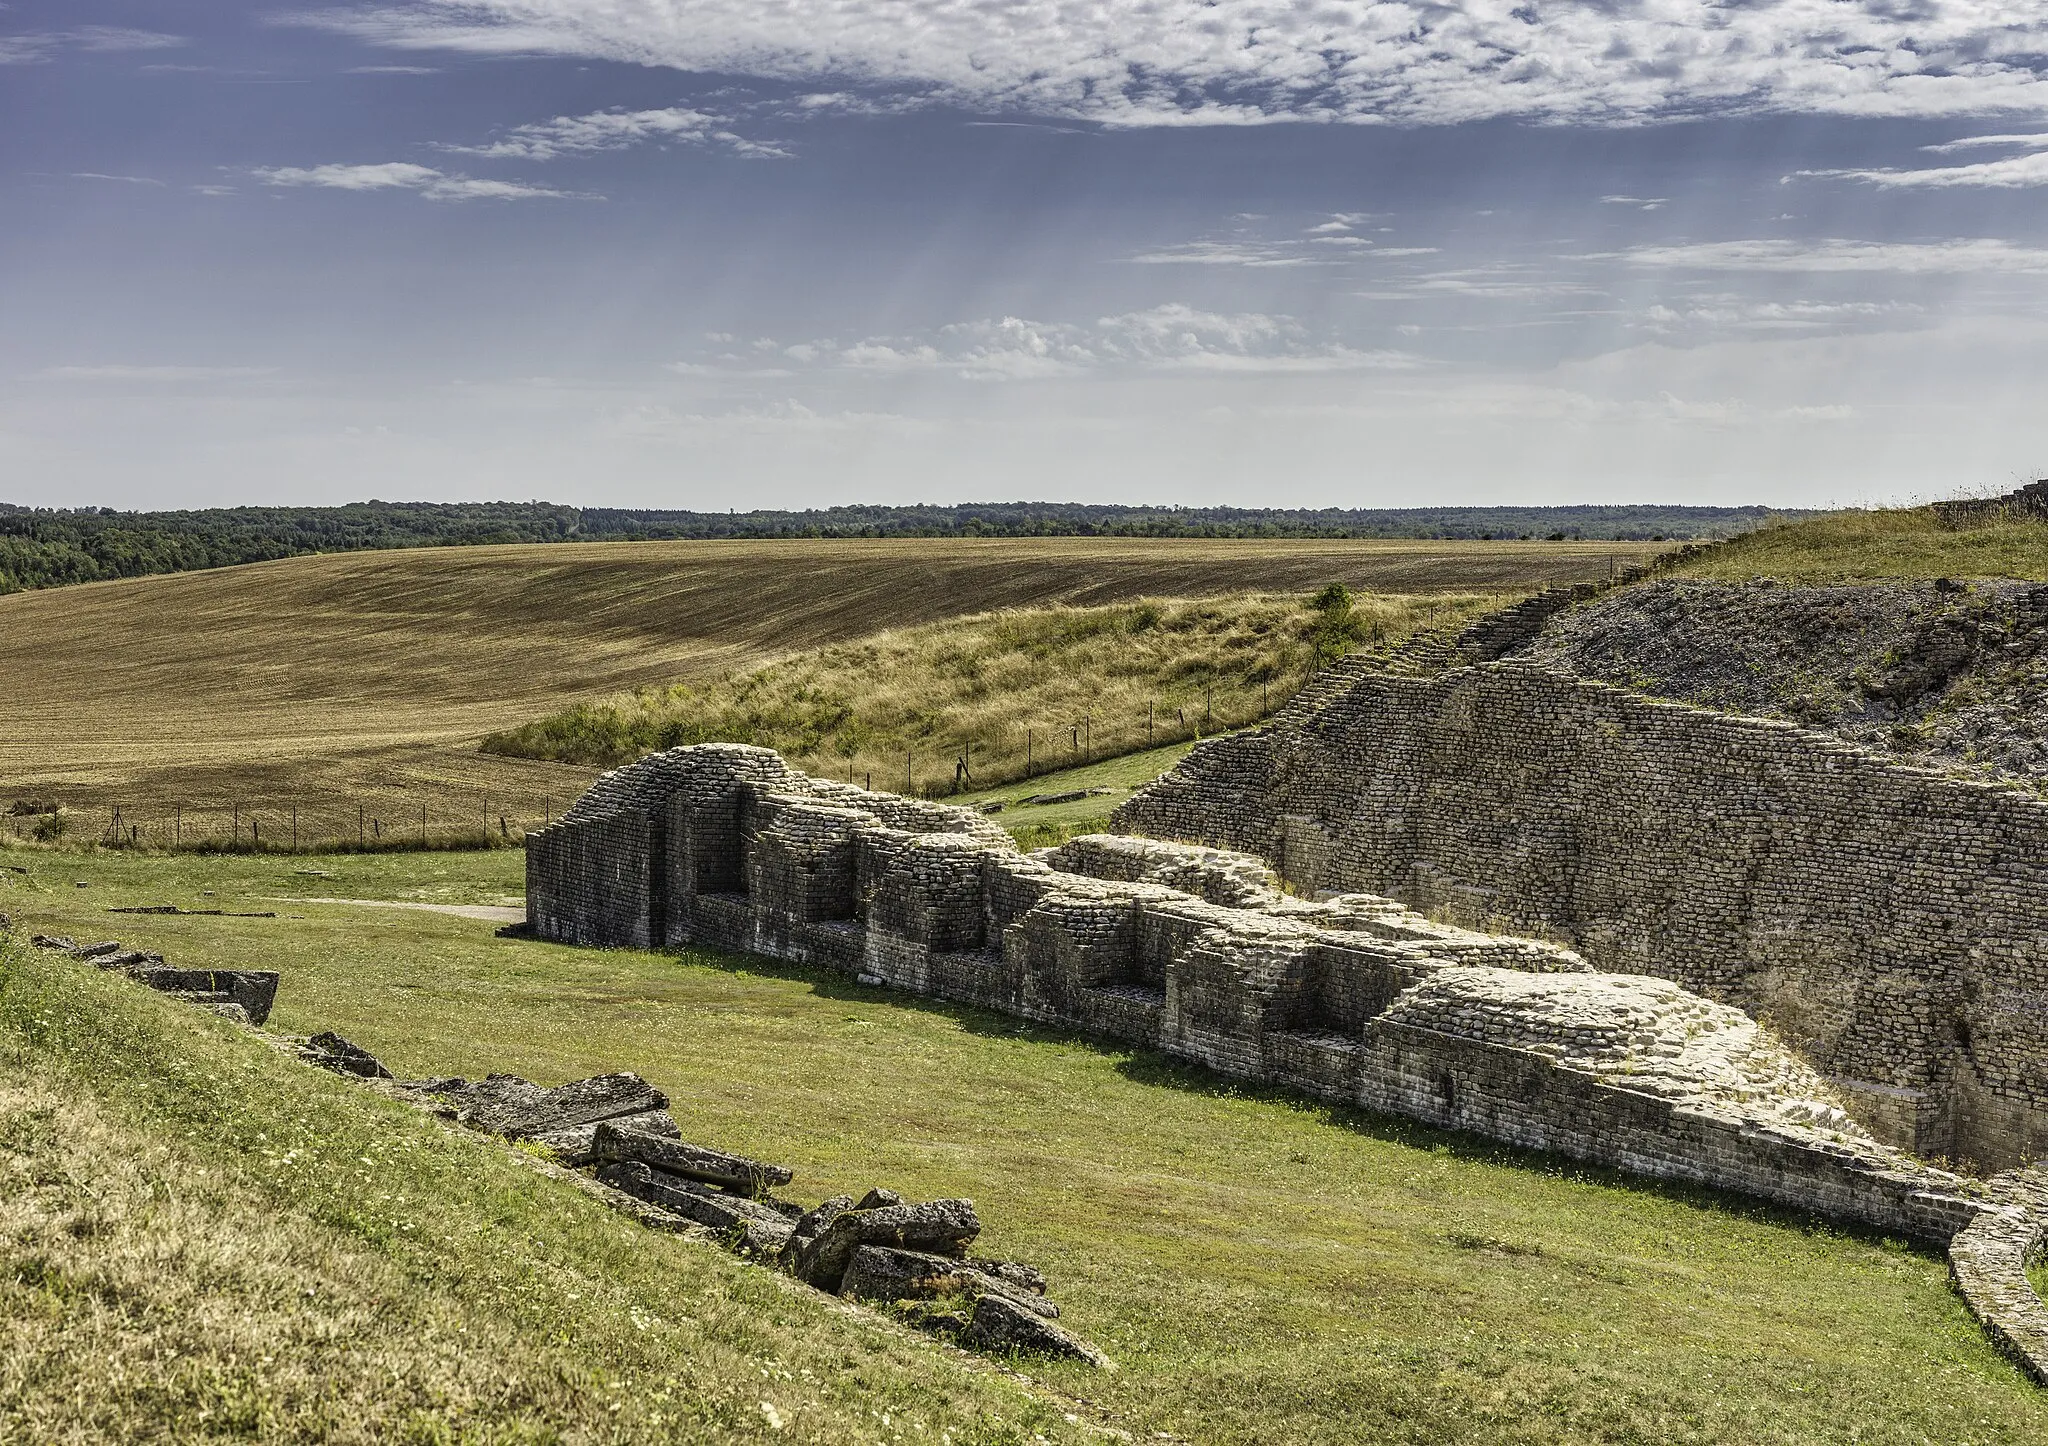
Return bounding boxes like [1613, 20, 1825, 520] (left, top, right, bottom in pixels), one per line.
[1672, 505, 2048, 583]
[0, 537, 1656, 849]
[4, 848, 2045, 1445]
[480, 590, 1494, 798]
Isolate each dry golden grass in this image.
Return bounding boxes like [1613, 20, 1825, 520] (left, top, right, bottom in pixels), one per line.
[484, 591, 1497, 794]
[0, 537, 1659, 845]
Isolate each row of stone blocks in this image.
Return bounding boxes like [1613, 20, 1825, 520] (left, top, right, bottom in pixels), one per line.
[529, 746, 1985, 1248]
[1111, 656, 2048, 1173]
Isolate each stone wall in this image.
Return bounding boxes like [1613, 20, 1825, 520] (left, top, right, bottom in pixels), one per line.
[529, 744, 1986, 1244]
[1113, 661, 2048, 1170]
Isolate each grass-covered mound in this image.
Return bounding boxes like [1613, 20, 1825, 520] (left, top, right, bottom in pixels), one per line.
[8, 848, 2048, 1444]
[481, 591, 1493, 788]
[0, 930, 1089, 1443]
[1673, 506, 2048, 583]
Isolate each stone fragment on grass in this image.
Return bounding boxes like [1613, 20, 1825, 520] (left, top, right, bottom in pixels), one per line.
[840, 1245, 1059, 1319]
[789, 1198, 980, 1294]
[440, 1072, 668, 1139]
[131, 966, 279, 1025]
[597, 1161, 796, 1255]
[533, 1108, 681, 1166]
[199, 1002, 254, 1026]
[29, 934, 74, 951]
[962, 1293, 1110, 1368]
[970, 1260, 1049, 1296]
[590, 1121, 792, 1192]
[304, 1031, 394, 1079]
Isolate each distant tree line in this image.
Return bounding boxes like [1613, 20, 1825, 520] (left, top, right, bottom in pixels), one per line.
[0, 498, 1805, 595]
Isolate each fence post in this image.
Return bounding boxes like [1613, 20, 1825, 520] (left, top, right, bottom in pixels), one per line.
[358, 803, 364, 847]
[291, 805, 298, 854]
[420, 802, 427, 846]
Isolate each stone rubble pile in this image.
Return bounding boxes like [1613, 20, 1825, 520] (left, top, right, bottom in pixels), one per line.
[310, 1038, 1111, 1367]
[11, 923, 1106, 1367]
[29, 933, 278, 1026]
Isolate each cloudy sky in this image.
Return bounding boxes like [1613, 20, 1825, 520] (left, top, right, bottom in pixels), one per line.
[5, 1, 2048, 510]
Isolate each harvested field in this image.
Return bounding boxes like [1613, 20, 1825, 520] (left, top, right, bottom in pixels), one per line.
[0, 537, 1657, 844]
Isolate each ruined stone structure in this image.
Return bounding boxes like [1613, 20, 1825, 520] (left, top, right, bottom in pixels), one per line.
[1114, 660, 2048, 1171]
[527, 744, 1992, 1245]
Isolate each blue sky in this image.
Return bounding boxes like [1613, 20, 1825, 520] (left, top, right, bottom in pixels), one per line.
[5, 1, 2048, 509]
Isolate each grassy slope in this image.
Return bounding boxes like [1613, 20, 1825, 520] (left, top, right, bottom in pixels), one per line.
[1673, 508, 2048, 583]
[5, 851, 2045, 1445]
[480, 592, 1488, 795]
[0, 537, 1659, 845]
[0, 932, 1087, 1445]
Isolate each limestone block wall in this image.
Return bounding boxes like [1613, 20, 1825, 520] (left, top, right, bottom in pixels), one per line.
[529, 744, 1985, 1244]
[1113, 661, 2048, 1170]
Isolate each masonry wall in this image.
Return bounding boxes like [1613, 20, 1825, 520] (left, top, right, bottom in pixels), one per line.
[1113, 662, 2048, 1170]
[529, 745, 1983, 1244]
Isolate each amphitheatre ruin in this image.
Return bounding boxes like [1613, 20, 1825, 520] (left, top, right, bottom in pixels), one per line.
[531, 513, 2048, 1383]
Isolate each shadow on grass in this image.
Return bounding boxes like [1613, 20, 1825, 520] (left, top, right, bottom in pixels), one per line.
[592, 935, 1941, 1260]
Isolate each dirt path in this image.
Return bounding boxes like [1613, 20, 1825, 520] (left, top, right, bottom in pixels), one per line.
[270, 897, 527, 923]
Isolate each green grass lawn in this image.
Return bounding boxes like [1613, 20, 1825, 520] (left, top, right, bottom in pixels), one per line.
[951, 741, 1200, 847]
[6, 846, 2047, 1443]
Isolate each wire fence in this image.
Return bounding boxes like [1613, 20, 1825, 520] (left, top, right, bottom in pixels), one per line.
[5, 672, 1327, 852]
[3, 794, 571, 855]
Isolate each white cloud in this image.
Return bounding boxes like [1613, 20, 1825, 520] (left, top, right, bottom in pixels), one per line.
[1600, 195, 1666, 210]
[251, 161, 586, 201]
[1798, 151, 2048, 188]
[2, 26, 185, 63]
[1125, 241, 1324, 267]
[39, 365, 275, 382]
[447, 106, 787, 160]
[298, 0, 2048, 126]
[1636, 299, 1919, 335]
[1613, 238, 2048, 275]
[1922, 133, 2048, 154]
[684, 304, 1421, 381]
[348, 63, 441, 73]
[71, 172, 166, 187]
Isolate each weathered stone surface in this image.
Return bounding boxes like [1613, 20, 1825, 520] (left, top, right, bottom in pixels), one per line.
[533, 1108, 680, 1167]
[789, 1194, 855, 1252]
[30, 934, 74, 950]
[130, 966, 279, 1026]
[197, 1001, 254, 1026]
[72, 941, 127, 960]
[590, 1122, 792, 1191]
[1113, 653, 2048, 1170]
[442, 1072, 668, 1139]
[526, 745, 1986, 1245]
[841, 1246, 1058, 1318]
[961, 1292, 1109, 1367]
[597, 1161, 795, 1255]
[1948, 1167, 2048, 1385]
[304, 1031, 393, 1079]
[971, 1260, 1048, 1296]
[854, 1188, 903, 1211]
[789, 1198, 981, 1294]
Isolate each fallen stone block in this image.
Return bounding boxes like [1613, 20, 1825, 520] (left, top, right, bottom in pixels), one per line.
[590, 1122, 794, 1193]
[971, 1260, 1049, 1296]
[533, 1108, 681, 1166]
[961, 1292, 1109, 1368]
[71, 941, 126, 960]
[30, 934, 75, 951]
[303, 1031, 394, 1079]
[597, 1161, 796, 1255]
[789, 1198, 981, 1294]
[199, 1002, 254, 1027]
[130, 967, 279, 1026]
[841, 1245, 1059, 1319]
[443, 1072, 669, 1139]
[789, 1193, 855, 1252]
[854, 1188, 904, 1210]
[91, 949, 166, 970]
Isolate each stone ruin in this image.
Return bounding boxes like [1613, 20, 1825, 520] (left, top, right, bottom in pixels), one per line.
[18, 924, 1106, 1367]
[525, 741, 2048, 1379]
